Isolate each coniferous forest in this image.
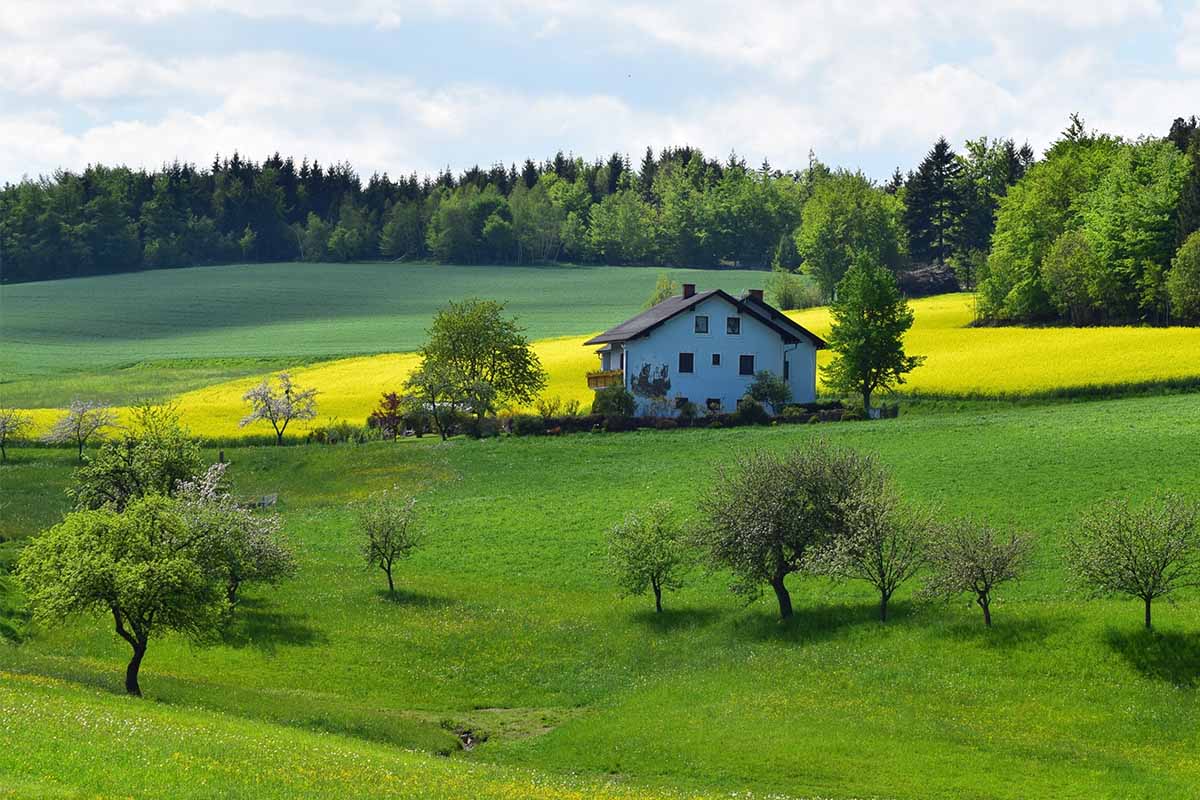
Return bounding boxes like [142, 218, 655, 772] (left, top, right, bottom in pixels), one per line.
[3, 114, 1199, 326]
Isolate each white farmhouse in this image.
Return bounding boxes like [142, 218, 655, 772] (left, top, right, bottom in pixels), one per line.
[584, 283, 827, 414]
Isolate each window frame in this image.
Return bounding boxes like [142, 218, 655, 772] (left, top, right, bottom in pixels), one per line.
[726, 316, 741, 335]
[694, 315, 709, 334]
[678, 352, 695, 374]
[711, 353, 721, 367]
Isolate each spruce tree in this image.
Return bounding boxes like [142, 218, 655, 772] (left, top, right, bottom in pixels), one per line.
[903, 137, 965, 266]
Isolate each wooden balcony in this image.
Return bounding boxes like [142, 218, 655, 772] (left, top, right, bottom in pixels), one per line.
[587, 369, 624, 390]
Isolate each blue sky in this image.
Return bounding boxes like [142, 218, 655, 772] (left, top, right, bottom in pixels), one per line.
[2, 1, 1198, 184]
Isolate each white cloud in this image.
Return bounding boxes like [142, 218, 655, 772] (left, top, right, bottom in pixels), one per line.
[0, 0, 1192, 183]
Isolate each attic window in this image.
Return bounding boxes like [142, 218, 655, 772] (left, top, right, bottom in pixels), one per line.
[726, 316, 741, 335]
[694, 315, 709, 334]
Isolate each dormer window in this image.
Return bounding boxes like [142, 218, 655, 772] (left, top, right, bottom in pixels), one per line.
[726, 316, 741, 335]
[694, 315, 709, 334]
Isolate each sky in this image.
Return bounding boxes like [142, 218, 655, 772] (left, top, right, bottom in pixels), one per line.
[3, 0, 1199, 184]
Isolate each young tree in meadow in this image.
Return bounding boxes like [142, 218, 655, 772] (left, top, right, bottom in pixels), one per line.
[0, 408, 33, 462]
[240, 372, 318, 445]
[368, 392, 405, 440]
[70, 402, 203, 512]
[700, 441, 877, 620]
[44, 400, 118, 461]
[358, 489, 424, 597]
[809, 474, 931, 622]
[178, 463, 296, 607]
[823, 258, 925, 413]
[17, 496, 228, 696]
[643, 272, 679, 308]
[1066, 493, 1200, 629]
[606, 501, 689, 613]
[922, 520, 1031, 627]
[415, 299, 546, 421]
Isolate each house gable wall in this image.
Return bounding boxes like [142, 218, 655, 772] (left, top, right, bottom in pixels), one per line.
[621, 295, 817, 413]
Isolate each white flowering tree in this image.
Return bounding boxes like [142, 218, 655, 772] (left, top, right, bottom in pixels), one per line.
[1067, 493, 1200, 629]
[240, 373, 318, 445]
[0, 407, 33, 462]
[922, 520, 1031, 627]
[177, 463, 297, 607]
[44, 400, 118, 461]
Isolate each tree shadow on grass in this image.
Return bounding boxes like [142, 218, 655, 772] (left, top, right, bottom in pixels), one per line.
[221, 596, 327, 653]
[374, 588, 457, 609]
[936, 613, 1062, 649]
[628, 605, 724, 632]
[733, 599, 918, 644]
[1105, 627, 1200, 689]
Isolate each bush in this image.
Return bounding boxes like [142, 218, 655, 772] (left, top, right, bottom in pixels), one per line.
[734, 397, 770, 426]
[510, 415, 546, 437]
[592, 386, 636, 416]
[841, 405, 866, 421]
[747, 371, 792, 413]
[463, 416, 501, 439]
[653, 417, 678, 431]
[309, 418, 361, 445]
[534, 395, 563, 421]
[604, 414, 638, 433]
[767, 270, 823, 310]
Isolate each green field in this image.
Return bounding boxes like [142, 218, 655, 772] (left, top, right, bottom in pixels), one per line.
[0, 261, 766, 408]
[4, 394, 1200, 798]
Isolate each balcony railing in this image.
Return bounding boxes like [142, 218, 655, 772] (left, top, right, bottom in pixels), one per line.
[587, 369, 624, 390]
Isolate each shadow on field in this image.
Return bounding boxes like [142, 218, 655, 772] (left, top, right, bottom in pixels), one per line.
[735, 600, 917, 643]
[222, 597, 327, 652]
[629, 606, 724, 632]
[939, 614, 1061, 648]
[375, 588, 457, 609]
[1106, 627, 1200, 689]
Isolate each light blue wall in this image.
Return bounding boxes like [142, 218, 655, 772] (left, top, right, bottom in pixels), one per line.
[618, 295, 817, 414]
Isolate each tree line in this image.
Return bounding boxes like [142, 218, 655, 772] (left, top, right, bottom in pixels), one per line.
[3, 115, 1199, 325]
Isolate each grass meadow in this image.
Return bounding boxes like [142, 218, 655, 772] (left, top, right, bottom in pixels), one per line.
[3, 394, 1200, 798]
[5, 263, 1200, 440]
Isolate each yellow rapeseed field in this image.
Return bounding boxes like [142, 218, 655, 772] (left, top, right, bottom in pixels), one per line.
[21, 294, 1200, 440]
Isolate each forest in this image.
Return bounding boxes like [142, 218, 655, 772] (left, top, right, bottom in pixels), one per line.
[2, 115, 1199, 326]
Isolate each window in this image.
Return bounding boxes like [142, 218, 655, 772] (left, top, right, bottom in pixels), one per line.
[679, 352, 694, 373]
[706, 398, 722, 412]
[694, 315, 709, 334]
[739, 354, 755, 376]
[674, 396, 690, 409]
[726, 316, 741, 335]
[711, 353, 721, 366]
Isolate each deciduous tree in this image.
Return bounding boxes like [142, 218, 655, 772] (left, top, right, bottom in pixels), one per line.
[358, 489, 424, 597]
[699, 442, 877, 619]
[606, 501, 689, 613]
[1066, 493, 1200, 629]
[240, 372, 318, 445]
[44, 400, 118, 461]
[0, 408, 33, 462]
[922, 520, 1030, 627]
[822, 258, 925, 412]
[18, 496, 228, 695]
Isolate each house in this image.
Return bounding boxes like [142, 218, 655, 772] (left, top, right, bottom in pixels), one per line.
[583, 283, 827, 414]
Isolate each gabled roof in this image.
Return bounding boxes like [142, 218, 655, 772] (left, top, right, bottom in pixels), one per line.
[583, 289, 827, 349]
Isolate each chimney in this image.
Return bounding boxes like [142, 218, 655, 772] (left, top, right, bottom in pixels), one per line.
[682, 283, 696, 298]
[748, 288, 764, 303]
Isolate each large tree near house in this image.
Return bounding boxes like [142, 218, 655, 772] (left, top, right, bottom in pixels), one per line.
[699, 442, 878, 620]
[414, 298, 547, 420]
